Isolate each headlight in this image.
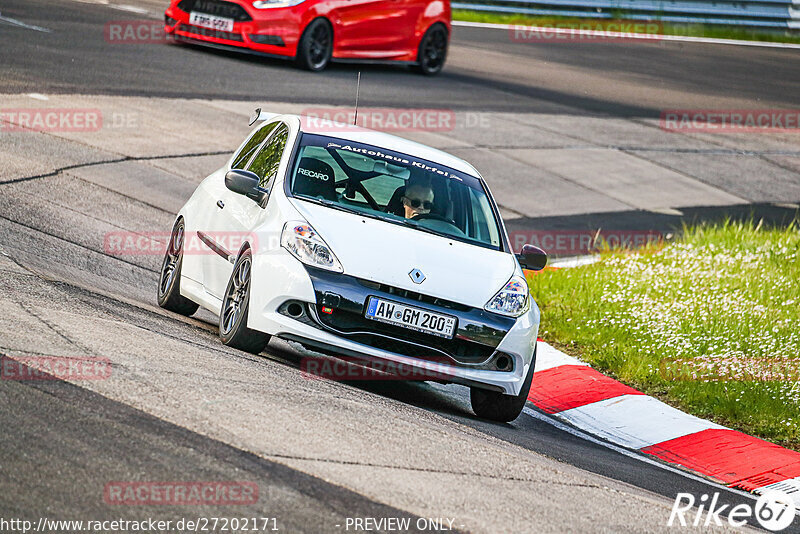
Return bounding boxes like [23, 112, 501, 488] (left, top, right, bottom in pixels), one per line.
[484, 275, 529, 317]
[281, 222, 343, 272]
[252, 0, 305, 8]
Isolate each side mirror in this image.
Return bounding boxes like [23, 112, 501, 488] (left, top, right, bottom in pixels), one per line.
[516, 244, 548, 271]
[225, 169, 264, 202]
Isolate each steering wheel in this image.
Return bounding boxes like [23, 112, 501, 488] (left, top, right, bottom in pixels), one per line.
[411, 212, 457, 226]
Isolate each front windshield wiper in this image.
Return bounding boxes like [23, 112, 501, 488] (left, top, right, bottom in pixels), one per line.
[296, 196, 409, 227]
[392, 218, 455, 240]
[392, 218, 498, 249]
[296, 196, 362, 216]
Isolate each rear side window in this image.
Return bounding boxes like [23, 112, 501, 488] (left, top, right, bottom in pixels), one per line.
[232, 122, 277, 169]
[248, 123, 289, 188]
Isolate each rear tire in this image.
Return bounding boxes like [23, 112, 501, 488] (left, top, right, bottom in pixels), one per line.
[157, 219, 199, 316]
[219, 248, 270, 354]
[470, 349, 535, 422]
[295, 19, 332, 72]
[415, 24, 448, 75]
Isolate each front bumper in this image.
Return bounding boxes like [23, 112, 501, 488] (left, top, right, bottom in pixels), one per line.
[247, 253, 539, 395]
[165, 0, 301, 57]
[304, 267, 517, 367]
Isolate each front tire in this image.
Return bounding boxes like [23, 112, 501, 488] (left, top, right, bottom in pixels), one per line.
[219, 248, 270, 354]
[470, 349, 535, 422]
[415, 24, 448, 75]
[295, 19, 332, 72]
[157, 219, 199, 316]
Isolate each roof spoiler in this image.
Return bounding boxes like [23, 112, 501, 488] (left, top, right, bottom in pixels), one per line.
[248, 107, 279, 126]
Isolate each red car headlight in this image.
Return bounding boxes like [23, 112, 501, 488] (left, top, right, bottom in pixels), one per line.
[252, 0, 306, 8]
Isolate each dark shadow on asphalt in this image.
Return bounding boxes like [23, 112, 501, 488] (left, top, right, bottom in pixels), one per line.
[173, 41, 416, 76]
[0, 358, 436, 532]
[261, 338, 480, 418]
[178, 37, 667, 118]
[177, 38, 655, 117]
[441, 69, 663, 118]
[506, 202, 800, 235]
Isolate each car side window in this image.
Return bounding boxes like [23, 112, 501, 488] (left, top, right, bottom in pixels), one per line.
[468, 188, 500, 247]
[247, 123, 289, 188]
[232, 122, 277, 170]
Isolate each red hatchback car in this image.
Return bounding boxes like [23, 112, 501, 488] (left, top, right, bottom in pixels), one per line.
[164, 0, 450, 74]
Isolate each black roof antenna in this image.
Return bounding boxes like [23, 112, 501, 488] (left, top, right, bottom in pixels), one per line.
[353, 72, 361, 126]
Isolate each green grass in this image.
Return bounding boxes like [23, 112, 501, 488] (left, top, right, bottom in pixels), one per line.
[528, 220, 800, 449]
[453, 9, 800, 44]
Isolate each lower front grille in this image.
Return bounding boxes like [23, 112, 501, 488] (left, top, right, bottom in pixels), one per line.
[315, 305, 496, 365]
[277, 300, 514, 372]
[302, 267, 516, 370]
[177, 23, 243, 41]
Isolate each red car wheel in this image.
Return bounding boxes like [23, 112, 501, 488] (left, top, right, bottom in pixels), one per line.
[295, 18, 333, 72]
[416, 23, 448, 75]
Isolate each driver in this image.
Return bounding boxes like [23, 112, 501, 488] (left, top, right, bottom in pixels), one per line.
[402, 184, 434, 219]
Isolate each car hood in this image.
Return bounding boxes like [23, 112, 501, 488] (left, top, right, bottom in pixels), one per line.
[291, 200, 517, 309]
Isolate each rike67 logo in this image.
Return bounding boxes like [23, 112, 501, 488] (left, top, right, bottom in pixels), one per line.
[669, 491, 796, 531]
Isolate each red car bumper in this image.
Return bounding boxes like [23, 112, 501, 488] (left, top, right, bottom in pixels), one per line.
[165, 0, 303, 59]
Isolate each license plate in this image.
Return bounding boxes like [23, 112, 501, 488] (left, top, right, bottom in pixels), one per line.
[365, 297, 456, 339]
[189, 11, 235, 32]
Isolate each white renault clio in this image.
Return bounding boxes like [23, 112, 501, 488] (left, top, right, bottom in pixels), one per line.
[158, 110, 547, 422]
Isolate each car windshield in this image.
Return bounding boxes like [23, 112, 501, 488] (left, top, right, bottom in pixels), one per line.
[287, 134, 503, 250]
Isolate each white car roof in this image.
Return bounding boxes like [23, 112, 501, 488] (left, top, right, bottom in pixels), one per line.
[267, 113, 482, 178]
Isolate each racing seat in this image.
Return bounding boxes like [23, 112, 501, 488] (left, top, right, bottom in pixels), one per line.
[293, 157, 337, 201]
[386, 186, 406, 216]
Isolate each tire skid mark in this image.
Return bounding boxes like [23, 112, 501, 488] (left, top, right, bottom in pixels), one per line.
[15, 302, 97, 356]
[0, 150, 229, 186]
[0, 214, 158, 275]
[262, 451, 610, 487]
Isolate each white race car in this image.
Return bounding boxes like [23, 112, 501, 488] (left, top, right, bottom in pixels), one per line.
[158, 110, 547, 421]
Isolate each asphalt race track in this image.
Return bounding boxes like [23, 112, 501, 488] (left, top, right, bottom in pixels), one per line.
[2, 0, 800, 113]
[1, 0, 799, 532]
